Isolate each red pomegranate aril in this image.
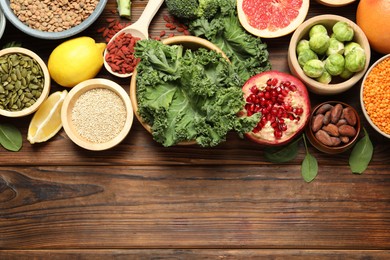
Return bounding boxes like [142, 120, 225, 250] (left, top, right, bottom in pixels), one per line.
[274, 130, 283, 138]
[271, 78, 278, 86]
[250, 85, 259, 94]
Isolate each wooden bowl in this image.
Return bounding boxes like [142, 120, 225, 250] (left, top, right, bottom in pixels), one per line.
[129, 36, 228, 146]
[306, 101, 361, 154]
[360, 54, 390, 139]
[61, 78, 133, 151]
[0, 47, 50, 117]
[315, 0, 356, 7]
[288, 15, 371, 95]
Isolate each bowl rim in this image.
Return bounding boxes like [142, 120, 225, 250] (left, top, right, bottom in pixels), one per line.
[315, 0, 356, 7]
[129, 35, 229, 146]
[0, 0, 108, 39]
[306, 101, 361, 154]
[288, 14, 371, 95]
[61, 78, 134, 151]
[0, 47, 50, 117]
[360, 54, 390, 139]
[0, 7, 5, 39]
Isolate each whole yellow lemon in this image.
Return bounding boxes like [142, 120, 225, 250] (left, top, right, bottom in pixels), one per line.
[48, 37, 106, 88]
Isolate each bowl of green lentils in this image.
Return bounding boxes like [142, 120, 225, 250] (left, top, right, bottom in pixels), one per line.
[0, 0, 108, 39]
[0, 47, 50, 117]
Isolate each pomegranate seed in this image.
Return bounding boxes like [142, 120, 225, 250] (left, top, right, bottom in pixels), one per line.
[295, 107, 303, 115]
[274, 130, 283, 138]
[283, 81, 291, 87]
[258, 92, 264, 98]
[279, 123, 287, 131]
[271, 78, 278, 86]
[267, 78, 273, 86]
[289, 84, 297, 91]
[250, 85, 259, 94]
[264, 91, 270, 100]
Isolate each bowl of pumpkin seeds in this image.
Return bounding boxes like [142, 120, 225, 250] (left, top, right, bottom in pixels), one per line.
[0, 47, 50, 117]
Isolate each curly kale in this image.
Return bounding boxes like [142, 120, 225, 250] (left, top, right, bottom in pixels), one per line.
[165, 0, 220, 20]
[188, 0, 271, 84]
[134, 39, 260, 147]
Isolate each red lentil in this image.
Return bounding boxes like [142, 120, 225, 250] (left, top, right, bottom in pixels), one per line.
[363, 56, 390, 135]
[105, 32, 140, 75]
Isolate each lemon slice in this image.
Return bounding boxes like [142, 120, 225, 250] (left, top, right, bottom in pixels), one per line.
[27, 90, 68, 144]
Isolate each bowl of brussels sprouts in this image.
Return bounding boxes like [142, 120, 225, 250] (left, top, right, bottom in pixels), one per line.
[288, 14, 371, 95]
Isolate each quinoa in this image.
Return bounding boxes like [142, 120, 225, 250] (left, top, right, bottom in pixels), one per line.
[10, 0, 99, 32]
[71, 88, 127, 143]
[363, 56, 390, 135]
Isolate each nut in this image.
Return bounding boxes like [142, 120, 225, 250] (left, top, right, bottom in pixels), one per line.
[322, 123, 339, 137]
[342, 107, 357, 126]
[330, 103, 343, 123]
[339, 124, 356, 137]
[312, 114, 324, 132]
[315, 129, 334, 146]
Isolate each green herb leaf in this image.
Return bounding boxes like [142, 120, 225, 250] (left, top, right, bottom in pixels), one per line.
[349, 128, 373, 174]
[0, 123, 23, 152]
[264, 137, 301, 163]
[301, 134, 318, 182]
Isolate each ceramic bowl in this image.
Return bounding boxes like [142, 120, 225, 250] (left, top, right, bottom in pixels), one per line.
[0, 47, 50, 117]
[129, 35, 229, 146]
[0, 7, 5, 39]
[61, 78, 133, 151]
[306, 101, 361, 154]
[315, 0, 356, 7]
[288, 14, 371, 95]
[0, 0, 107, 40]
[360, 54, 390, 139]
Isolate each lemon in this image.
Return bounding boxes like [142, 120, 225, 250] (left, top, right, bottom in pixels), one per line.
[48, 37, 106, 88]
[27, 90, 68, 144]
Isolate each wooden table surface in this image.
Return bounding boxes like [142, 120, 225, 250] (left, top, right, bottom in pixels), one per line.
[1, 1, 389, 259]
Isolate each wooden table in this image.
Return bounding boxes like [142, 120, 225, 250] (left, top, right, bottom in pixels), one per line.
[1, 1, 389, 259]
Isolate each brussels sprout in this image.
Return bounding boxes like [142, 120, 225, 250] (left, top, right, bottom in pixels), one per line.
[324, 53, 345, 76]
[344, 42, 363, 56]
[326, 38, 344, 56]
[316, 71, 332, 84]
[332, 21, 354, 42]
[309, 33, 330, 55]
[296, 39, 310, 54]
[298, 49, 318, 67]
[309, 24, 328, 38]
[303, 59, 325, 78]
[345, 48, 366, 72]
[339, 67, 354, 79]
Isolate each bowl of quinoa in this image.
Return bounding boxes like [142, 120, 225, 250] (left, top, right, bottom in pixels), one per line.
[61, 78, 133, 150]
[0, 0, 107, 39]
[360, 54, 390, 139]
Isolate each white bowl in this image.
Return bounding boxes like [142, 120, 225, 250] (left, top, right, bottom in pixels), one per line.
[0, 7, 5, 39]
[0, 0, 107, 39]
[360, 54, 390, 139]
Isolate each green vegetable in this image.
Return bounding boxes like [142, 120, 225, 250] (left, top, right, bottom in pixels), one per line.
[0, 123, 23, 152]
[296, 39, 310, 55]
[339, 67, 354, 79]
[349, 128, 373, 174]
[309, 33, 330, 55]
[324, 53, 345, 76]
[309, 24, 328, 38]
[345, 47, 366, 72]
[332, 21, 354, 42]
[264, 137, 300, 163]
[316, 70, 332, 84]
[303, 59, 325, 78]
[301, 134, 318, 183]
[188, 0, 271, 84]
[117, 0, 131, 19]
[135, 39, 259, 147]
[165, 0, 219, 20]
[298, 49, 318, 67]
[326, 38, 344, 56]
[344, 42, 363, 56]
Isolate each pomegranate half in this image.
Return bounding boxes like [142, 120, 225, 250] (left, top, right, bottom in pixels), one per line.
[240, 71, 311, 146]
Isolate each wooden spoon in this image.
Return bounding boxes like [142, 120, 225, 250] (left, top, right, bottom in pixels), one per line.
[103, 0, 164, 78]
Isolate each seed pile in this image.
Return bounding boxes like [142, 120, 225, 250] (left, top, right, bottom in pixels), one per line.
[363, 56, 390, 135]
[0, 53, 44, 111]
[10, 0, 99, 32]
[71, 88, 126, 144]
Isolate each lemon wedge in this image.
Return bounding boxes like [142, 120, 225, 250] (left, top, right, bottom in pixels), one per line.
[27, 90, 68, 144]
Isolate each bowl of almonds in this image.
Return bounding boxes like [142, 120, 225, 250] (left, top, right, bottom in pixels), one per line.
[306, 101, 361, 154]
[0, 0, 107, 39]
[0, 47, 50, 117]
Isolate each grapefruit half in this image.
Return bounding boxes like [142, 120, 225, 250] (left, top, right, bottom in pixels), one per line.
[237, 0, 310, 38]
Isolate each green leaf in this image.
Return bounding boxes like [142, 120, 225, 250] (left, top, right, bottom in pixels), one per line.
[349, 128, 374, 174]
[301, 134, 318, 183]
[264, 137, 301, 163]
[0, 123, 23, 152]
[301, 153, 318, 183]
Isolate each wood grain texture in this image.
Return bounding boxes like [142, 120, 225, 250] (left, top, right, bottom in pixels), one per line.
[0, 0, 389, 258]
